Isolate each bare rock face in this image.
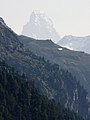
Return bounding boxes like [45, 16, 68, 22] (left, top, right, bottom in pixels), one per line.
[22, 11, 60, 43]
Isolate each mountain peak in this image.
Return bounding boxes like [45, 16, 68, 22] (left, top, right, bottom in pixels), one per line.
[32, 10, 45, 15]
[22, 11, 60, 43]
[30, 10, 53, 26]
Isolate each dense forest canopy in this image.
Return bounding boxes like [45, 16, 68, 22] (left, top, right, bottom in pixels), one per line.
[0, 61, 84, 120]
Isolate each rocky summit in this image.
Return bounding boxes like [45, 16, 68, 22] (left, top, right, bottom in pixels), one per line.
[22, 11, 60, 43]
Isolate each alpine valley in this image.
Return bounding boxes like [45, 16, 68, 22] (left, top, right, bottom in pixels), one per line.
[0, 17, 90, 120]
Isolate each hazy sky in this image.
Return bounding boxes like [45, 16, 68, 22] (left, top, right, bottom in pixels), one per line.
[0, 0, 90, 37]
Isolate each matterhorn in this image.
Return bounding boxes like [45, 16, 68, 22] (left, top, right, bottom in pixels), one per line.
[22, 10, 60, 43]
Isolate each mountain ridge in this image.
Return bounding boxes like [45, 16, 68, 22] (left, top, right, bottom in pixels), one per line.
[19, 35, 90, 97]
[57, 35, 90, 54]
[0, 17, 90, 119]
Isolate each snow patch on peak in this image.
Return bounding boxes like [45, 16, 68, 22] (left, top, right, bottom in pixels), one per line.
[58, 48, 63, 51]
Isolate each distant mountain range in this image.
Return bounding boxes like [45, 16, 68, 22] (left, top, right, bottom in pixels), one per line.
[57, 35, 90, 54]
[22, 11, 90, 54]
[22, 10, 60, 43]
[0, 17, 90, 119]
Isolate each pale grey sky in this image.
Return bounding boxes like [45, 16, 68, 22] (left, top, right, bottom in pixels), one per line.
[0, 0, 90, 37]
